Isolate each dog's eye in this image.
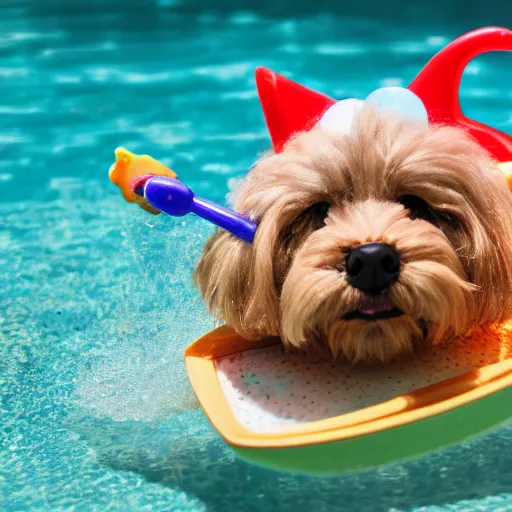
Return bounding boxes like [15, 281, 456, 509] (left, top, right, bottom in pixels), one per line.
[279, 201, 330, 256]
[398, 195, 434, 222]
[308, 201, 331, 220]
[397, 195, 457, 226]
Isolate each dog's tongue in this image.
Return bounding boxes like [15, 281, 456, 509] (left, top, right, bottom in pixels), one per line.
[360, 297, 395, 315]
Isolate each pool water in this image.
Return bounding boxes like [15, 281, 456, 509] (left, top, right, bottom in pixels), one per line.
[2, 1, 512, 510]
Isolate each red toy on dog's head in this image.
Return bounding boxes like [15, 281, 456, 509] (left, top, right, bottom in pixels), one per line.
[256, 26, 512, 161]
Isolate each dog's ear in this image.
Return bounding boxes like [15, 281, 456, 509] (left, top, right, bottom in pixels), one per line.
[193, 227, 281, 339]
[461, 160, 512, 325]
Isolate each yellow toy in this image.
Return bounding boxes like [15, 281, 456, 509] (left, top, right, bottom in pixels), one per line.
[498, 161, 512, 190]
[108, 147, 177, 214]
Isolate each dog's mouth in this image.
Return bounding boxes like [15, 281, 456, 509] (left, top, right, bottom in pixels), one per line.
[343, 295, 403, 321]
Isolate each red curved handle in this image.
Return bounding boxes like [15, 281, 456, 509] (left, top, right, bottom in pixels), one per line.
[409, 26, 512, 162]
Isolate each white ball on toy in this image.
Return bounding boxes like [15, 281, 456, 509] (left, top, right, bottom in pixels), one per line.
[319, 98, 365, 134]
[365, 87, 429, 127]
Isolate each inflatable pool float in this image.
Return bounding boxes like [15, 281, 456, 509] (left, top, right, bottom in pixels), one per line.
[109, 27, 512, 474]
[185, 323, 512, 474]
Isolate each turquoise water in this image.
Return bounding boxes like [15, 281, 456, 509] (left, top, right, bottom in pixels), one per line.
[2, 1, 512, 510]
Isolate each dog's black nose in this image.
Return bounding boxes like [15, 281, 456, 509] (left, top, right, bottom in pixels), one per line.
[345, 243, 400, 294]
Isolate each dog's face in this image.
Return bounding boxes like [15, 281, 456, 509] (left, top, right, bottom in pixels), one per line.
[194, 109, 512, 362]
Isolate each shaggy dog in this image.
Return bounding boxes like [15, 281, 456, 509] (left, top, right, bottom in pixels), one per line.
[194, 108, 512, 363]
